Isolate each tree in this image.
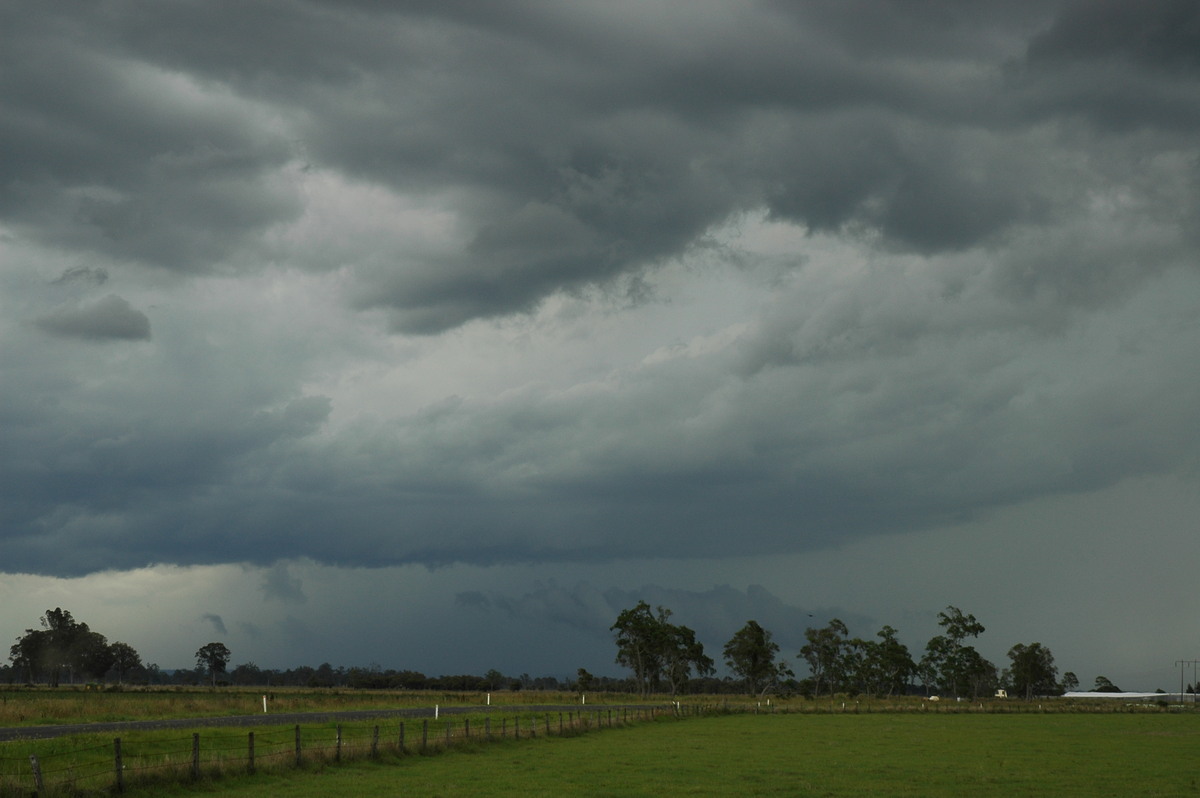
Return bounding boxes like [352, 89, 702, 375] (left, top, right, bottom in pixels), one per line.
[723, 620, 792, 697]
[611, 601, 713, 697]
[575, 668, 595, 694]
[195, 642, 232, 686]
[1061, 671, 1079, 692]
[612, 601, 664, 697]
[8, 608, 109, 686]
[1006, 642, 1059, 700]
[857, 626, 916, 697]
[1093, 675, 1121, 693]
[921, 606, 988, 699]
[659, 613, 714, 698]
[799, 618, 850, 696]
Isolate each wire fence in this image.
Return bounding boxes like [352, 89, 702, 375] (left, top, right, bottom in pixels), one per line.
[0, 705, 676, 796]
[2, 698, 1189, 796]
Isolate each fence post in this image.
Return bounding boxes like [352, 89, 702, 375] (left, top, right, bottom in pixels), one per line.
[372, 725, 379, 758]
[559, 712, 564, 734]
[248, 731, 255, 775]
[114, 737, 124, 793]
[29, 755, 44, 794]
[399, 721, 405, 753]
[515, 716, 520, 739]
[422, 719, 428, 751]
[336, 724, 342, 762]
[295, 725, 302, 767]
[485, 717, 491, 741]
[191, 733, 200, 781]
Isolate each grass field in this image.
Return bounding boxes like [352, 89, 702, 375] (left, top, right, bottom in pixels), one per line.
[121, 712, 1200, 797]
[4, 688, 1200, 796]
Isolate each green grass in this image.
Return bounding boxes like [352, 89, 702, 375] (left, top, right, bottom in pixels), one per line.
[0, 685, 633, 726]
[125, 712, 1200, 797]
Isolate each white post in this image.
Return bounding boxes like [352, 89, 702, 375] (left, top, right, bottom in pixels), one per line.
[487, 693, 491, 706]
[262, 695, 267, 713]
[435, 704, 439, 719]
[582, 694, 586, 705]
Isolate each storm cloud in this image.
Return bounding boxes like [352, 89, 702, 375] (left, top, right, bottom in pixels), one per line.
[2, 1, 1198, 688]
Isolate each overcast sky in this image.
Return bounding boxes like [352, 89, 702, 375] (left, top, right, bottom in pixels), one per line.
[3, 0, 1199, 691]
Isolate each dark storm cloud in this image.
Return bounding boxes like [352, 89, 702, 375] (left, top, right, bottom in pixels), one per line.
[2, 0, 1199, 581]
[458, 580, 875, 657]
[34, 294, 151, 341]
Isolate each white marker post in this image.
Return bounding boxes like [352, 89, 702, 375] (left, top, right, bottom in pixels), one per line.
[487, 693, 491, 706]
[262, 695, 267, 713]
[435, 704, 439, 720]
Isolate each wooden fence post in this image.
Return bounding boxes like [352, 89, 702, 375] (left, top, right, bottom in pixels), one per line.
[248, 731, 255, 775]
[421, 719, 428, 751]
[399, 721, 405, 753]
[191, 733, 200, 781]
[114, 737, 124, 793]
[336, 724, 342, 762]
[29, 755, 44, 794]
[372, 725, 379, 758]
[295, 725, 302, 767]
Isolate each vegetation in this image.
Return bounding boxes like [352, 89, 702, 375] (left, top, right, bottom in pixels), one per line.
[722, 620, 791, 697]
[97, 711, 1200, 797]
[0, 604, 1136, 701]
[610, 601, 713, 697]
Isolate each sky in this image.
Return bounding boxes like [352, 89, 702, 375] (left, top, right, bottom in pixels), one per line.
[2, 0, 1199, 692]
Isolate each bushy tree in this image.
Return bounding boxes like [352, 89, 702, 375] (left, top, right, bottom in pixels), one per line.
[799, 618, 850, 696]
[195, 642, 232, 686]
[921, 606, 991, 699]
[1006, 642, 1059, 700]
[723, 620, 792, 697]
[612, 601, 712, 697]
[856, 625, 916, 697]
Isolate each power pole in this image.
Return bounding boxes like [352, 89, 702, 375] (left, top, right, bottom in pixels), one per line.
[1174, 660, 1200, 703]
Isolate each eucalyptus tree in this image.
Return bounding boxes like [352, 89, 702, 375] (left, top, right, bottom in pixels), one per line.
[1006, 642, 1059, 700]
[723, 620, 793, 697]
[612, 601, 712, 697]
[799, 618, 850, 696]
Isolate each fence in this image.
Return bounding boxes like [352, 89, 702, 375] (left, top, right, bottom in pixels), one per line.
[0, 705, 678, 796]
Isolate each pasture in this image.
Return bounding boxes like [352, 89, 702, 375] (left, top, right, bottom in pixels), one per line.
[129, 711, 1200, 797]
[3, 688, 1199, 796]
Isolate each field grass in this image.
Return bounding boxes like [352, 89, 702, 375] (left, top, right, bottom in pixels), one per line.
[121, 712, 1200, 797]
[0, 685, 634, 726]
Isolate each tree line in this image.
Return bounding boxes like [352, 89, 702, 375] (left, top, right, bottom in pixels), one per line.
[7, 605, 1129, 699]
[610, 602, 1120, 700]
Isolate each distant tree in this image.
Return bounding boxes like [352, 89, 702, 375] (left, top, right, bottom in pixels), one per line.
[195, 642, 232, 686]
[612, 601, 713, 697]
[799, 618, 850, 696]
[1093, 675, 1121, 693]
[658, 610, 714, 697]
[576, 668, 595, 694]
[108, 642, 142, 685]
[8, 608, 113, 686]
[1006, 642, 1059, 700]
[723, 620, 792, 697]
[1060, 671, 1079, 692]
[612, 601, 665, 697]
[857, 626, 916, 697]
[921, 606, 988, 699]
[484, 669, 505, 691]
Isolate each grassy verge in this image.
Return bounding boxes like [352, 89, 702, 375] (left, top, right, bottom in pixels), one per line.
[128, 712, 1200, 797]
